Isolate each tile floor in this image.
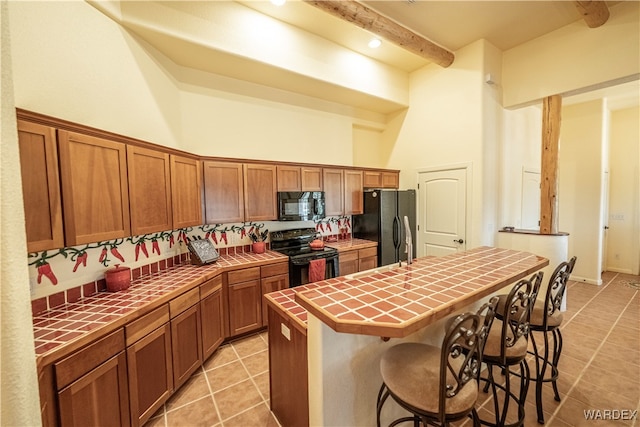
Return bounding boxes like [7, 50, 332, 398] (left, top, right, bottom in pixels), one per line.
[146, 271, 639, 427]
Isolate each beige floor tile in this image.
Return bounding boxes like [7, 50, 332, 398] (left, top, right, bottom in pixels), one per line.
[203, 345, 238, 370]
[231, 334, 268, 358]
[166, 371, 211, 412]
[222, 402, 280, 427]
[213, 378, 264, 421]
[241, 349, 269, 377]
[253, 371, 271, 400]
[206, 360, 250, 392]
[165, 396, 219, 427]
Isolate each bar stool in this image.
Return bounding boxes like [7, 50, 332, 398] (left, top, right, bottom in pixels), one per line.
[528, 256, 576, 424]
[376, 298, 498, 427]
[479, 272, 543, 427]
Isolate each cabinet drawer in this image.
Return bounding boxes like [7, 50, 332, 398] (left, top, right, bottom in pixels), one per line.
[359, 247, 377, 258]
[200, 274, 222, 299]
[170, 288, 200, 318]
[339, 250, 358, 262]
[227, 267, 260, 284]
[261, 262, 288, 278]
[55, 329, 125, 390]
[126, 305, 169, 346]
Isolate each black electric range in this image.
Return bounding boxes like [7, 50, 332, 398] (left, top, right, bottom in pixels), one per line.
[270, 228, 339, 287]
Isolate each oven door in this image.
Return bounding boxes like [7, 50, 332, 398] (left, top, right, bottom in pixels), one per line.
[288, 252, 339, 287]
[278, 192, 325, 221]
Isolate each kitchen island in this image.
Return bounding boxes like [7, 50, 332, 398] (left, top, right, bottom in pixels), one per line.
[265, 246, 548, 426]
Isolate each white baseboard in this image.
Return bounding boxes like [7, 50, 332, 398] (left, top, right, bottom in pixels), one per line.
[569, 275, 602, 286]
[605, 267, 634, 274]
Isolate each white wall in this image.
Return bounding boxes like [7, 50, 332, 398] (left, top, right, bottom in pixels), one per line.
[607, 106, 640, 274]
[559, 100, 606, 284]
[502, 1, 640, 107]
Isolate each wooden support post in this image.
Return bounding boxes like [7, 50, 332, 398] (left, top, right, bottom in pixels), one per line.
[540, 95, 562, 234]
[573, 1, 610, 28]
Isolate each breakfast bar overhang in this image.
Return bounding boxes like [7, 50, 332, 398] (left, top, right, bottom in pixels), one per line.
[266, 246, 548, 426]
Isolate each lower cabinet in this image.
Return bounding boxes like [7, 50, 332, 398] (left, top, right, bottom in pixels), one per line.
[126, 306, 173, 427]
[227, 267, 262, 336]
[337, 246, 378, 276]
[55, 330, 130, 427]
[358, 247, 378, 271]
[260, 262, 289, 326]
[200, 275, 225, 360]
[170, 289, 203, 390]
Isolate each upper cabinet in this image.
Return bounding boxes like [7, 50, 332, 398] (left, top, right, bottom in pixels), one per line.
[17, 120, 64, 252]
[203, 161, 244, 224]
[344, 170, 363, 215]
[363, 171, 399, 189]
[244, 163, 277, 221]
[170, 155, 202, 229]
[323, 168, 363, 216]
[58, 131, 131, 246]
[277, 166, 323, 192]
[322, 169, 344, 216]
[127, 146, 173, 236]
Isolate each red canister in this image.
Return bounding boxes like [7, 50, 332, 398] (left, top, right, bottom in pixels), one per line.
[105, 264, 131, 292]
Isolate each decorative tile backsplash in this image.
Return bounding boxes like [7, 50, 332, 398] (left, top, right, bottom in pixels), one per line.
[27, 216, 351, 306]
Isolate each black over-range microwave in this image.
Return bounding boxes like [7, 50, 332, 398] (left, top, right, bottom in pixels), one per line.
[277, 192, 325, 221]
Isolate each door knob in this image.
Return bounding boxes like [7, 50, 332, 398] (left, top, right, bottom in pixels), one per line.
[454, 239, 464, 244]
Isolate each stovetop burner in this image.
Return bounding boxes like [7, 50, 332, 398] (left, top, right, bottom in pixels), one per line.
[270, 227, 338, 260]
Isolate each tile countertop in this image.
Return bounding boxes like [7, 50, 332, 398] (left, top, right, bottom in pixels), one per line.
[324, 238, 377, 251]
[265, 246, 548, 339]
[32, 250, 288, 366]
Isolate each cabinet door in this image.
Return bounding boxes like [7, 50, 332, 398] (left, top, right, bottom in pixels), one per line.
[301, 167, 322, 191]
[203, 161, 244, 223]
[170, 155, 202, 228]
[201, 285, 224, 360]
[244, 163, 277, 221]
[127, 324, 172, 427]
[127, 146, 172, 236]
[58, 352, 130, 427]
[338, 250, 359, 276]
[17, 120, 64, 252]
[382, 172, 399, 189]
[323, 168, 344, 216]
[261, 273, 289, 326]
[171, 304, 203, 389]
[277, 165, 301, 191]
[344, 170, 363, 215]
[363, 171, 382, 189]
[58, 131, 130, 245]
[228, 279, 262, 336]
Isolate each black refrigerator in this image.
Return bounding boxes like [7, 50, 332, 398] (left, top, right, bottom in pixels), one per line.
[352, 189, 416, 267]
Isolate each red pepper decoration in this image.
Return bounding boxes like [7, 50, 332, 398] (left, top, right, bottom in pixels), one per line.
[110, 247, 125, 263]
[211, 232, 218, 244]
[169, 234, 175, 248]
[37, 263, 58, 285]
[135, 244, 141, 261]
[326, 223, 332, 232]
[346, 218, 351, 228]
[205, 232, 210, 240]
[241, 228, 246, 238]
[152, 240, 160, 255]
[318, 223, 324, 232]
[249, 226, 255, 235]
[72, 252, 88, 273]
[221, 231, 228, 245]
[98, 247, 108, 263]
[140, 242, 149, 258]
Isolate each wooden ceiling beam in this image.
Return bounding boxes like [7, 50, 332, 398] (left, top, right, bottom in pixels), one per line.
[573, 1, 610, 28]
[303, 0, 455, 68]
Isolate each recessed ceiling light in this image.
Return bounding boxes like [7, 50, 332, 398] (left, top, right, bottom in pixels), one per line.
[271, 0, 286, 6]
[368, 38, 382, 49]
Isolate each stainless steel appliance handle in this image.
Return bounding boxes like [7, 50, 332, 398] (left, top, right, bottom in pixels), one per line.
[392, 216, 399, 248]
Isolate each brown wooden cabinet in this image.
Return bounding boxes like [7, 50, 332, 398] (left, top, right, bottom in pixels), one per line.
[55, 330, 130, 427]
[170, 289, 202, 390]
[338, 250, 359, 276]
[277, 165, 322, 192]
[127, 146, 172, 236]
[358, 247, 378, 271]
[125, 305, 172, 427]
[323, 168, 344, 216]
[382, 171, 399, 189]
[337, 246, 378, 276]
[200, 275, 225, 360]
[203, 161, 244, 224]
[17, 120, 64, 252]
[170, 155, 202, 229]
[268, 305, 309, 427]
[344, 170, 363, 215]
[57, 131, 130, 245]
[244, 163, 277, 221]
[363, 170, 383, 188]
[227, 267, 262, 337]
[323, 168, 363, 216]
[260, 262, 289, 327]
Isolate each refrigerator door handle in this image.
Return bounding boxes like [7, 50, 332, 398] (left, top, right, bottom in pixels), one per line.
[392, 216, 399, 248]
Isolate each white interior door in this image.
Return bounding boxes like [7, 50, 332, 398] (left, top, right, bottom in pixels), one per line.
[521, 169, 541, 230]
[601, 170, 609, 273]
[417, 168, 467, 257]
